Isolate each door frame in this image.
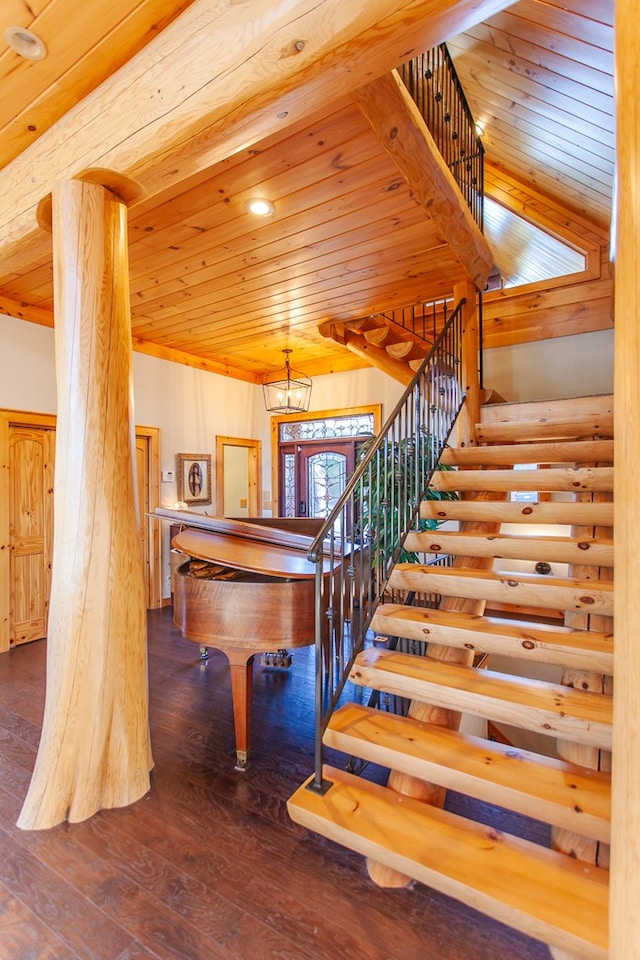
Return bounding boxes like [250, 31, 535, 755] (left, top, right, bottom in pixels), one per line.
[269, 404, 382, 517]
[0, 410, 162, 653]
[135, 425, 162, 610]
[215, 435, 261, 517]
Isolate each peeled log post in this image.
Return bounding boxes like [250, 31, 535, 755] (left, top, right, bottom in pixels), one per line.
[18, 177, 152, 830]
[611, 5, 640, 957]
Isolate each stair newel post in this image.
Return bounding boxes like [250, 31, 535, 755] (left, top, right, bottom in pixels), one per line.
[18, 174, 153, 830]
[454, 279, 480, 449]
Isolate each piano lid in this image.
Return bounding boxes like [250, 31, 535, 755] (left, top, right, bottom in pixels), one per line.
[154, 507, 321, 552]
[172, 528, 335, 579]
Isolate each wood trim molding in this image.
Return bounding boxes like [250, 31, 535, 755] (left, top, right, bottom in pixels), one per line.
[215, 435, 262, 518]
[135, 425, 162, 609]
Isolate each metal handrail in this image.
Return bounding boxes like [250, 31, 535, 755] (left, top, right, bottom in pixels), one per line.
[306, 300, 466, 792]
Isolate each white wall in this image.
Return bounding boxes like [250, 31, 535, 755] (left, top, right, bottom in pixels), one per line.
[0, 316, 57, 413]
[484, 327, 614, 402]
[1, 312, 614, 495]
[133, 352, 405, 511]
[1, 311, 614, 596]
[0, 315, 403, 464]
[132, 350, 260, 511]
[0, 313, 405, 593]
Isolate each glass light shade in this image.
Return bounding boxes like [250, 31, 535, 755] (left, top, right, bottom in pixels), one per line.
[262, 351, 312, 414]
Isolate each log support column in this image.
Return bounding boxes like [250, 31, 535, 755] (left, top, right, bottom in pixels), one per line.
[611, 0, 640, 955]
[18, 175, 152, 830]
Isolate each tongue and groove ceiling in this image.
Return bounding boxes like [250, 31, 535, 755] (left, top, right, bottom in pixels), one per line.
[0, 0, 614, 383]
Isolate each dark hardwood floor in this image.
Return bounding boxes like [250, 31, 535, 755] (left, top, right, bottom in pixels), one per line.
[0, 607, 552, 960]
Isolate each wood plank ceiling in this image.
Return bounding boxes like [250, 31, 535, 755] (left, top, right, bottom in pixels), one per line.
[0, 0, 614, 382]
[449, 0, 614, 230]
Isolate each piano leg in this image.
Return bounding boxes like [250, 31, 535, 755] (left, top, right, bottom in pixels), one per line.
[227, 651, 254, 771]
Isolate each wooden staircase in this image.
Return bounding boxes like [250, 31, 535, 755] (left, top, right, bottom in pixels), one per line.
[288, 394, 613, 960]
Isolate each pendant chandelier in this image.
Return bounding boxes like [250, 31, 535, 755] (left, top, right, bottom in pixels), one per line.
[262, 349, 312, 415]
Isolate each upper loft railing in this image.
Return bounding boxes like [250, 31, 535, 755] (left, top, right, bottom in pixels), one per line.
[305, 300, 466, 793]
[400, 45, 484, 229]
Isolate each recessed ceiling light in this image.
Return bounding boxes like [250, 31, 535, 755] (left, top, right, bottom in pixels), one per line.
[4, 25, 47, 60]
[244, 198, 276, 217]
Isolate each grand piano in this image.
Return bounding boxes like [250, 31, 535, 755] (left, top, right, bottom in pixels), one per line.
[157, 509, 332, 769]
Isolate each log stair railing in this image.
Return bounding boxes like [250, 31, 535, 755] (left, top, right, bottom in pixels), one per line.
[288, 393, 613, 960]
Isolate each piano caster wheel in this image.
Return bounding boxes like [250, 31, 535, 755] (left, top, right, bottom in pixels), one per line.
[260, 648, 293, 669]
[199, 646, 210, 660]
[234, 752, 248, 772]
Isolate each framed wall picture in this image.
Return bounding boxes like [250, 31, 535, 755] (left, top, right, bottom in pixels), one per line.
[176, 453, 212, 505]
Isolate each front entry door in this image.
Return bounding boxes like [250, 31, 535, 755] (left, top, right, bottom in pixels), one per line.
[281, 440, 355, 519]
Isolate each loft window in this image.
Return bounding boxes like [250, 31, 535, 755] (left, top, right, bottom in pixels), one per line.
[484, 196, 586, 289]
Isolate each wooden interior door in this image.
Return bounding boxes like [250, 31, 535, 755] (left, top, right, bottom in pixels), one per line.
[0, 414, 162, 654]
[9, 426, 55, 645]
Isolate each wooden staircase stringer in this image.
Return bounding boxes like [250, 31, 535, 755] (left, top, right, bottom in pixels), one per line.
[551, 464, 613, 879]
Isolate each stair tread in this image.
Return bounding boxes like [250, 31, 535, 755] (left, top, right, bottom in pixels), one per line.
[388, 564, 614, 616]
[421, 500, 614, 525]
[288, 764, 608, 959]
[391, 564, 614, 590]
[440, 440, 614, 466]
[430, 466, 613, 493]
[325, 703, 611, 842]
[408, 530, 613, 548]
[371, 603, 613, 672]
[478, 395, 612, 420]
[475, 413, 613, 443]
[404, 530, 614, 567]
[350, 648, 612, 749]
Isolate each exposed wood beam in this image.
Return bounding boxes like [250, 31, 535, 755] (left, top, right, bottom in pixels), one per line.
[0, 0, 516, 275]
[351, 71, 494, 290]
[131, 338, 261, 383]
[0, 294, 53, 328]
[319, 320, 413, 384]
